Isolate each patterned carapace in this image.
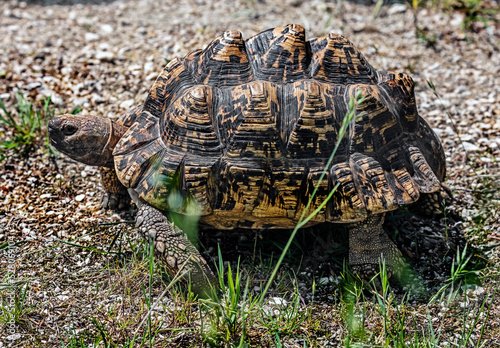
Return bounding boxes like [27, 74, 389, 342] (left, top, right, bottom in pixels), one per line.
[112, 24, 445, 229]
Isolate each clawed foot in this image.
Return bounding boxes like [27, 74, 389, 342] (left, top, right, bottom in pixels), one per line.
[135, 204, 217, 298]
[350, 254, 406, 291]
[348, 214, 407, 287]
[100, 191, 132, 211]
[99, 167, 131, 211]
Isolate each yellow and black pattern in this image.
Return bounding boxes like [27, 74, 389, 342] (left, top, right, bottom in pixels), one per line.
[113, 24, 446, 229]
[142, 58, 194, 118]
[245, 24, 309, 83]
[222, 80, 282, 158]
[189, 30, 253, 87]
[378, 71, 418, 133]
[309, 33, 378, 84]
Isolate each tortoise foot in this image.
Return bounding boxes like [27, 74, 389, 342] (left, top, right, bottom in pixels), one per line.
[135, 204, 217, 298]
[348, 214, 406, 284]
[100, 191, 131, 211]
[99, 167, 131, 211]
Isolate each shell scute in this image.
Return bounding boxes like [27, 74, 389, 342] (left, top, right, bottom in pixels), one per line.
[181, 156, 215, 215]
[161, 85, 222, 155]
[190, 30, 253, 87]
[348, 84, 401, 154]
[310, 33, 377, 84]
[143, 58, 193, 118]
[285, 80, 339, 158]
[349, 153, 397, 213]
[114, 111, 160, 157]
[294, 166, 330, 222]
[212, 159, 265, 215]
[406, 145, 441, 193]
[245, 24, 309, 83]
[224, 80, 282, 158]
[380, 147, 420, 205]
[378, 71, 418, 132]
[136, 148, 185, 211]
[251, 162, 305, 218]
[328, 161, 367, 222]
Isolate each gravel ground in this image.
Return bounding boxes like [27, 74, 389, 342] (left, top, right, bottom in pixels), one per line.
[1, 0, 499, 346]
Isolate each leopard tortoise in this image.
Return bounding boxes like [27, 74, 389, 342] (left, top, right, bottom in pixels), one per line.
[48, 24, 450, 296]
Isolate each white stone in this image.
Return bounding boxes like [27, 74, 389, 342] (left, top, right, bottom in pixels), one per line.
[95, 51, 115, 62]
[100, 24, 113, 34]
[319, 276, 335, 285]
[84, 32, 100, 42]
[146, 72, 158, 80]
[75, 194, 85, 202]
[6, 334, 22, 341]
[144, 61, 154, 73]
[120, 99, 135, 109]
[432, 128, 444, 136]
[269, 297, 287, 306]
[388, 3, 407, 15]
[25, 82, 41, 90]
[462, 142, 480, 152]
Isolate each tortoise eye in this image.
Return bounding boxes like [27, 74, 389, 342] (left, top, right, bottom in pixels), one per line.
[63, 124, 78, 136]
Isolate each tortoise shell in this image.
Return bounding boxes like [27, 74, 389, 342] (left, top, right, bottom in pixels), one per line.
[113, 24, 445, 229]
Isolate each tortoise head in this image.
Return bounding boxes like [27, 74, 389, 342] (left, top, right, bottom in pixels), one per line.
[48, 114, 126, 167]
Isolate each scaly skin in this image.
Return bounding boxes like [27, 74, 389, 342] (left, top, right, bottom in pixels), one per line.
[99, 105, 143, 211]
[347, 214, 406, 282]
[411, 183, 453, 216]
[135, 204, 216, 298]
[99, 167, 131, 210]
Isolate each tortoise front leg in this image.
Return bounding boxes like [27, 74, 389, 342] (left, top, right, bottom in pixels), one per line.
[99, 167, 131, 211]
[135, 203, 216, 298]
[347, 214, 405, 281]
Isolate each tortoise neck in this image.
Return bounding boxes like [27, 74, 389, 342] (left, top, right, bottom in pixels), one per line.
[100, 119, 127, 168]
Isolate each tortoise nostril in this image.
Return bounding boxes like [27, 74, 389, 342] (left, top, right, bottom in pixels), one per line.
[48, 119, 59, 133]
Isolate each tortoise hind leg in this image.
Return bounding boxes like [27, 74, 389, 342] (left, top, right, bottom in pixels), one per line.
[347, 214, 405, 281]
[135, 203, 217, 298]
[411, 183, 453, 216]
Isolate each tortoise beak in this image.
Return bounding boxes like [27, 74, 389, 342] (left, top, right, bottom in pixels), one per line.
[48, 118, 63, 146]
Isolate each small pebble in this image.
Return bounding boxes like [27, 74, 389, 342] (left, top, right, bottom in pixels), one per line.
[75, 194, 85, 202]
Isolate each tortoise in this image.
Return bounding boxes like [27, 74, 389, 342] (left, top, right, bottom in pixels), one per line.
[48, 24, 450, 296]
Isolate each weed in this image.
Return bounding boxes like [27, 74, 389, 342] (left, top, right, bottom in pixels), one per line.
[257, 290, 311, 343]
[0, 278, 32, 330]
[430, 244, 481, 303]
[380, 0, 498, 44]
[340, 264, 367, 344]
[452, 0, 499, 37]
[200, 248, 257, 346]
[0, 92, 55, 160]
[339, 259, 497, 347]
[0, 92, 83, 161]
